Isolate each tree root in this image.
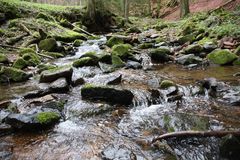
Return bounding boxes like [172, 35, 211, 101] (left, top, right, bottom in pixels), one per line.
[152, 130, 240, 143]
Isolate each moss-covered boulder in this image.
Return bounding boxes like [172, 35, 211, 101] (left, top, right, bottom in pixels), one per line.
[207, 49, 238, 65]
[22, 52, 41, 66]
[36, 12, 56, 22]
[0, 67, 30, 83]
[139, 43, 153, 49]
[106, 36, 124, 47]
[233, 58, 240, 65]
[0, 53, 8, 63]
[80, 51, 99, 61]
[126, 26, 141, 33]
[19, 48, 35, 55]
[149, 48, 171, 63]
[112, 44, 133, 60]
[81, 84, 134, 105]
[73, 39, 83, 47]
[183, 44, 203, 54]
[39, 38, 57, 52]
[160, 80, 175, 89]
[39, 66, 73, 83]
[35, 112, 60, 125]
[13, 58, 28, 69]
[177, 34, 195, 45]
[72, 57, 97, 68]
[112, 55, 125, 68]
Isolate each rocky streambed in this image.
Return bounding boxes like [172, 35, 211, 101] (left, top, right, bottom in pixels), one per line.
[0, 34, 240, 160]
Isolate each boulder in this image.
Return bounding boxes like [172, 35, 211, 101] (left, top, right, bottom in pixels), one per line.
[149, 48, 171, 63]
[220, 134, 240, 160]
[39, 66, 73, 83]
[81, 84, 134, 105]
[207, 49, 238, 65]
[177, 34, 195, 45]
[125, 60, 142, 69]
[233, 58, 240, 65]
[183, 44, 203, 55]
[12, 58, 28, 69]
[106, 36, 124, 47]
[111, 44, 133, 60]
[203, 42, 217, 52]
[72, 57, 97, 68]
[176, 54, 203, 65]
[106, 74, 122, 85]
[49, 78, 69, 93]
[0, 67, 30, 83]
[39, 38, 57, 52]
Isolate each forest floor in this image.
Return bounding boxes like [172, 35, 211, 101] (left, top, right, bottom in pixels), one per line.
[164, 0, 240, 20]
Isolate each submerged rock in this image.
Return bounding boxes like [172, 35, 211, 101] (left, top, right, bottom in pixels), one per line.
[81, 84, 134, 105]
[176, 54, 203, 65]
[207, 49, 238, 65]
[39, 66, 73, 83]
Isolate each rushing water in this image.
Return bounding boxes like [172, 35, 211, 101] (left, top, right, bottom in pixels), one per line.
[0, 37, 240, 160]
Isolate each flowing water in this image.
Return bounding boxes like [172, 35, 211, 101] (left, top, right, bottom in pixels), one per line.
[0, 37, 240, 160]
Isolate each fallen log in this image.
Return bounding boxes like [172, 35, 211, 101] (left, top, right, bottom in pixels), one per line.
[152, 130, 240, 143]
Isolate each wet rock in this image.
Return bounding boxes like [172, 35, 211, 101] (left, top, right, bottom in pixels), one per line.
[207, 49, 238, 65]
[23, 90, 47, 99]
[81, 84, 134, 105]
[4, 113, 37, 129]
[0, 100, 11, 110]
[71, 77, 85, 87]
[233, 58, 240, 65]
[223, 92, 240, 106]
[149, 89, 161, 104]
[176, 34, 195, 45]
[167, 94, 183, 102]
[49, 78, 69, 93]
[0, 67, 31, 83]
[39, 66, 73, 83]
[160, 80, 175, 89]
[233, 72, 240, 77]
[220, 134, 240, 160]
[39, 38, 57, 52]
[107, 74, 122, 85]
[73, 57, 98, 68]
[73, 39, 83, 47]
[203, 42, 217, 52]
[0, 141, 13, 160]
[183, 44, 203, 55]
[200, 78, 217, 90]
[149, 48, 171, 63]
[176, 54, 203, 65]
[125, 60, 142, 69]
[99, 62, 115, 73]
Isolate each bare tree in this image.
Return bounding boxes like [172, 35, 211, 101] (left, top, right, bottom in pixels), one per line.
[180, 0, 190, 18]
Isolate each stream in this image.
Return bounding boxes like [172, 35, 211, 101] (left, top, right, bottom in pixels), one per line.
[0, 36, 240, 160]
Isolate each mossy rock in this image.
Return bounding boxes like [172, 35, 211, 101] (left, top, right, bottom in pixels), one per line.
[73, 39, 83, 47]
[183, 44, 203, 54]
[39, 38, 57, 52]
[37, 64, 57, 73]
[19, 48, 35, 55]
[99, 53, 112, 64]
[35, 112, 60, 125]
[80, 51, 99, 61]
[22, 52, 41, 66]
[139, 43, 153, 49]
[177, 34, 195, 45]
[160, 80, 175, 89]
[233, 58, 240, 65]
[36, 12, 56, 22]
[112, 44, 133, 60]
[59, 19, 73, 29]
[112, 55, 125, 68]
[72, 57, 97, 68]
[126, 26, 141, 33]
[0, 53, 8, 63]
[12, 58, 28, 69]
[106, 36, 124, 47]
[234, 46, 240, 55]
[0, 29, 5, 36]
[207, 49, 238, 65]
[0, 67, 30, 83]
[149, 48, 171, 63]
[155, 23, 168, 31]
[42, 52, 64, 58]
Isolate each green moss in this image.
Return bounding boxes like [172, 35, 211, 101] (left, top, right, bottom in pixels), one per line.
[233, 58, 240, 65]
[106, 36, 124, 47]
[36, 112, 60, 124]
[234, 46, 240, 55]
[177, 34, 195, 45]
[0, 54, 8, 63]
[0, 29, 5, 36]
[126, 26, 141, 33]
[36, 12, 56, 22]
[73, 39, 83, 47]
[198, 37, 217, 45]
[42, 52, 64, 58]
[112, 44, 133, 59]
[183, 44, 203, 54]
[22, 52, 41, 66]
[139, 43, 153, 49]
[39, 38, 57, 52]
[37, 64, 57, 73]
[160, 80, 175, 89]
[112, 55, 125, 68]
[13, 58, 28, 69]
[0, 67, 29, 83]
[72, 57, 97, 68]
[19, 48, 35, 55]
[149, 48, 171, 63]
[207, 49, 238, 65]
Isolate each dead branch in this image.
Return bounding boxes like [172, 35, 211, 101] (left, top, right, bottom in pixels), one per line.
[152, 130, 240, 143]
[19, 24, 32, 36]
[210, 0, 235, 13]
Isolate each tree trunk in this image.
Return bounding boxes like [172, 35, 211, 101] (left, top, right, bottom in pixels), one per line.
[180, 0, 190, 18]
[150, 0, 158, 18]
[124, 0, 129, 22]
[87, 0, 96, 22]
